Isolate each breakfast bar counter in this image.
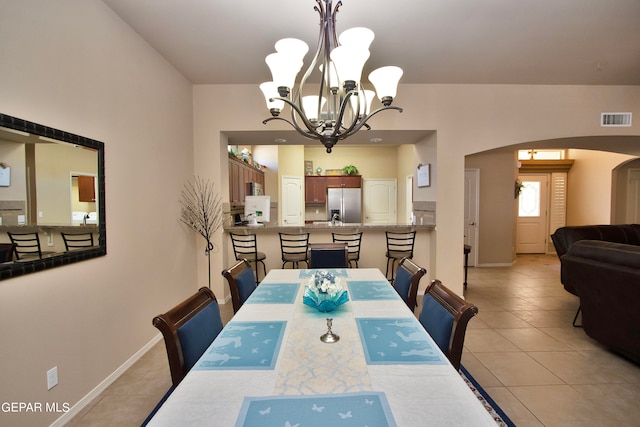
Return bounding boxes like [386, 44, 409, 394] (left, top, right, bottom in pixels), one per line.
[223, 223, 435, 287]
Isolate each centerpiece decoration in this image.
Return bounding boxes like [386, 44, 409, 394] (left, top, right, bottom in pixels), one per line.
[303, 270, 349, 312]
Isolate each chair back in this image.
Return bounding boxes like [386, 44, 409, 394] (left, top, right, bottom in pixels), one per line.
[307, 243, 348, 269]
[0, 243, 16, 262]
[279, 232, 310, 268]
[229, 232, 267, 282]
[385, 230, 416, 258]
[331, 232, 363, 268]
[61, 232, 95, 251]
[7, 231, 42, 260]
[393, 257, 426, 312]
[153, 287, 223, 387]
[229, 232, 259, 260]
[418, 280, 478, 370]
[222, 259, 257, 313]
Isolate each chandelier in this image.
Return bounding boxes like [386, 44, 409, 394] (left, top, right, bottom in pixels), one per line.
[260, 0, 403, 153]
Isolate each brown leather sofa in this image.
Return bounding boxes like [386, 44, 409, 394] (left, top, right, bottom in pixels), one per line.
[551, 224, 640, 363]
[551, 224, 640, 294]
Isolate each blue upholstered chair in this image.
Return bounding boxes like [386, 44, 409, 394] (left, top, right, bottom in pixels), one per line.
[307, 243, 349, 269]
[393, 257, 426, 312]
[222, 259, 257, 313]
[144, 287, 223, 425]
[418, 280, 478, 370]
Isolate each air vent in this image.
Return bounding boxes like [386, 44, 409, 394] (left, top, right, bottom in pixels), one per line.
[601, 112, 632, 127]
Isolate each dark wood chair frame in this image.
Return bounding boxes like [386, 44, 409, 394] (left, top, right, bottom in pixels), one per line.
[385, 230, 417, 282]
[229, 232, 267, 282]
[420, 279, 478, 370]
[331, 232, 363, 268]
[222, 259, 256, 313]
[394, 257, 427, 312]
[307, 242, 349, 269]
[279, 232, 310, 269]
[152, 287, 220, 387]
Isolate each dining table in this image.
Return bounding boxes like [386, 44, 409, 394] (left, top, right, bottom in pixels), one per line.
[148, 268, 497, 426]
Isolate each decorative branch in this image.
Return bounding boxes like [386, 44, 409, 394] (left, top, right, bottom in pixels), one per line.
[179, 176, 223, 255]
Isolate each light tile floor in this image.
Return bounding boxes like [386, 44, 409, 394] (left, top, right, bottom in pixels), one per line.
[462, 254, 640, 426]
[66, 254, 640, 426]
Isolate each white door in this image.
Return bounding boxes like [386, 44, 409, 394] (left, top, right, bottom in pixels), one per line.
[363, 179, 397, 224]
[463, 169, 479, 267]
[626, 168, 640, 223]
[516, 174, 549, 253]
[281, 176, 303, 225]
[406, 175, 413, 224]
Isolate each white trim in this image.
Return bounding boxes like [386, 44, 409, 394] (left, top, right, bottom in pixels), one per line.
[476, 262, 516, 268]
[49, 334, 163, 427]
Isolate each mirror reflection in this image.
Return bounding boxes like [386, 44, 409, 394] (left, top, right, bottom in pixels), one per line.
[0, 113, 106, 279]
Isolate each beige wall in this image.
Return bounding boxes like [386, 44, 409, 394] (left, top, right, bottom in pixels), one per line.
[1, 1, 639, 425]
[613, 158, 640, 223]
[0, 1, 195, 425]
[35, 143, 97, 225]
[304, 145, 399, 179]
[0, 141, 27, 202]
[195, 84, 640, 297]
[465, 149, 518, 265]
[566, 149, 636, 225]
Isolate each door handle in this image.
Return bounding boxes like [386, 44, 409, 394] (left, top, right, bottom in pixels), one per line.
[468, 222, 476, 226]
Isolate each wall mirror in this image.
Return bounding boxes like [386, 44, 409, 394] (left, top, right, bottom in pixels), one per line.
[0, 113, 106, 280]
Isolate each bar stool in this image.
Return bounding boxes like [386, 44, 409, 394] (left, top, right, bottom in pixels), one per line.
[385, 230, 416, 283]
[279, 232, 310, 268]
[331, 232, 363, 268]
[229, 232, 267, 282]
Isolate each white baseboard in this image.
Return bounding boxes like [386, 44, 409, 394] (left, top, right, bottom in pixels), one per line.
[49, 334, 163, 427]
[476, 261, 515, 267]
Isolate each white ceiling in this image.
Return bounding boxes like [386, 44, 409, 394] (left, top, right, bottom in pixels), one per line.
[101, 0, 640, 149]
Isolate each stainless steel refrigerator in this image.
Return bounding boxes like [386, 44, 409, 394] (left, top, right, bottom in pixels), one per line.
[327, 187, 362, 223]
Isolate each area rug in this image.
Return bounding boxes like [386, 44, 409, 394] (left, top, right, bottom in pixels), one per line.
[459, 365, 516, 427]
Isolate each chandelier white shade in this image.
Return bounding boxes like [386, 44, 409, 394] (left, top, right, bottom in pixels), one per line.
[260, 0, 403, 153]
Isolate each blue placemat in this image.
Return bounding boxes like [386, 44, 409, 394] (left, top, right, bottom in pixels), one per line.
[356, 317, 448, 365]
[246, 283, 300, 304]
[194, 321, 286, 370]
[347, 280, 400, 301]
[298, 268, 349, 278]
[235, 392, 397, 427]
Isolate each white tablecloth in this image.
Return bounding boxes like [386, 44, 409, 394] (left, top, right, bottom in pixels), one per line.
[149, 269, 496, 426]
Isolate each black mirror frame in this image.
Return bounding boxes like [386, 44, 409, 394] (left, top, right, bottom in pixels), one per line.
[0, 113, 106, 280]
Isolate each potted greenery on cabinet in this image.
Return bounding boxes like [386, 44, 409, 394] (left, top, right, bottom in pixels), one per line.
[342, 165, 359, 175]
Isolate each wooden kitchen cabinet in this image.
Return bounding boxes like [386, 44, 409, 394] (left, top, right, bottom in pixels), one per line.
[305, 176, 326, 204]
[305, 175, 361, 204]
[229, 157, 265, 204]
[326, 175, 362, 188]
[78, 176, 96, 202]
[341, 175, 362, 188]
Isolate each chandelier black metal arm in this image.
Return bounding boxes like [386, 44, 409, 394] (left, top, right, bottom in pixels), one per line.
[260, 0, 403, 153]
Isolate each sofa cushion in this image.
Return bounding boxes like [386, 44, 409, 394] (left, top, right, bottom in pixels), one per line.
[566, 240, 640, 269]
[560, 240, 640, 362]
[551, 224, 640, 258]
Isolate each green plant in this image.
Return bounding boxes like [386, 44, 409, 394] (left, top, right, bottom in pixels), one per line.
[515, 179, 524, 198]
[342, 165, 359, 175]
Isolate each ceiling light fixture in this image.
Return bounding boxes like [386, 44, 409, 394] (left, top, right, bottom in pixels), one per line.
[260, 0, 403, 153]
